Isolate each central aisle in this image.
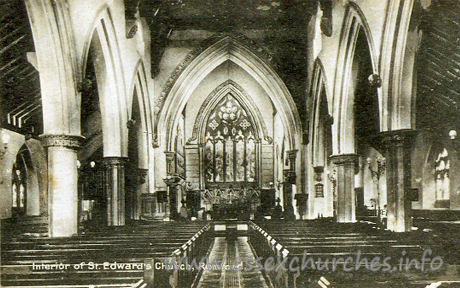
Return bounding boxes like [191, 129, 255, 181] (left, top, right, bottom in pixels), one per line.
[197, 236, 269, 288]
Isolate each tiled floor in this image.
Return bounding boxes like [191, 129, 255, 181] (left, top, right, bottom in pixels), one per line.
[197, 237, 269, 288]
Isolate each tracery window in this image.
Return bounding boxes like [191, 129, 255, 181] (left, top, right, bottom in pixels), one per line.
[435, 148, 450, 201]
[204, 95, 257, 186]
[12, 159, 27, 215]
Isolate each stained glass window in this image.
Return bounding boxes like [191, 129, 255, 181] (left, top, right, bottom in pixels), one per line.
[204, 94, 257, 185]
[11, 153, 27, 215]
[435, 148, 450, 200]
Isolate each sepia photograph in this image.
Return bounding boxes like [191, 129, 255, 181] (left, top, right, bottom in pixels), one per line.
[0, 0, 459, 287]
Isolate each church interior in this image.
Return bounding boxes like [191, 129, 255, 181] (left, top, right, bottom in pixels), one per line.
[0, 0, 459, 287]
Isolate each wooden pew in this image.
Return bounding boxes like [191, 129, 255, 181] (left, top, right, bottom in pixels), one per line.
[1, 221, 208, 287]
[249, 220, 454, 288]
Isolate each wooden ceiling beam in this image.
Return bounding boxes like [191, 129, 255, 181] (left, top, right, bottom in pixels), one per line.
[0, 57, 19, 72]
[0, 34, 25, 55]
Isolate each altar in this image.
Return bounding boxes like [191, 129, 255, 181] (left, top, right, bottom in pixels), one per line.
[202, 187, 261, 220]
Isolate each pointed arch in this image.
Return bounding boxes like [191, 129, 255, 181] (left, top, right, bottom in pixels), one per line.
[156, 36, 301, 152]
[25, 0, 80, 135]
[187, 80, 270, 145]
[380, 0, 418, 131]
[80, 7, 128, 157]
[311, 59, 331, 116]
[10, 144, 43, 217]
[128, 60, 154, 169]
[333, 2, 381, 154]
[310, 59, 332, 166]
[128, 60, 153, 142]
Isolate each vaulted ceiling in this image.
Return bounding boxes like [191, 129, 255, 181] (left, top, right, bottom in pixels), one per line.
[0, 0, 42, 135]
[416, 0, 460, 132]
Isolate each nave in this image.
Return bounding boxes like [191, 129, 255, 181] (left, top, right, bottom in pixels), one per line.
[1, 0, 460, 287]
[2, 218, 459, 287]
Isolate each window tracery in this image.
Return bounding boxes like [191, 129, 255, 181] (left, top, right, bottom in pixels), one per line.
[204, 94, 257, 185]
[435, 148, 450, 201]
[12, 160, 27, 215]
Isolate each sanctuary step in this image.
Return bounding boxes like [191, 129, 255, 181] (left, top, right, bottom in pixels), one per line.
[1, 221, 207, 287]
[1, 216, 49, 238]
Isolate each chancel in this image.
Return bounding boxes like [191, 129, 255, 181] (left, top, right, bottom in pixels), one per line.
[1, 0, 459, 287]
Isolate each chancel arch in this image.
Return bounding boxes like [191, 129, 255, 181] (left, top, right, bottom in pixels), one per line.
[155, 36, 303, 218]
[154, 36, 301, 219]
[157, 36, 301, 153]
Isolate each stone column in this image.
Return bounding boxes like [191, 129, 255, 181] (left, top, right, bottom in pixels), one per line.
[164, 176, 181, 220]
[41, 135, 84, 237]
[282, 177, 294, 220]
[381, 130, 416, 232]
[164, 151, 178, 219]
[286, 150, 298, 173]
[103, 157, 128, 226]
[283, 150, 298, 219]
[329, 154, 358, 223]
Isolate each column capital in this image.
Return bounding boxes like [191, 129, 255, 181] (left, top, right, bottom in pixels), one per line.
[379, 129, 417, 148]
[102, 156, 129, 166]
[164, 151, 176, 160]
[286, 149, 298, 159]
[329, 153, 359, 165]
[40, 134, 85, 149]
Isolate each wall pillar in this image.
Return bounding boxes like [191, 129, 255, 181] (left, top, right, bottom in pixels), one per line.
[41, 135, 84, 237]
[329, 154, 358, 223]
[164, 151, 181, 220]
[381, 130, 416, 232]
[103, 157, 128, 226]
[283, 150, 298, 219]
[164, 178, 181, 219]
[282, 176, 294, 219]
